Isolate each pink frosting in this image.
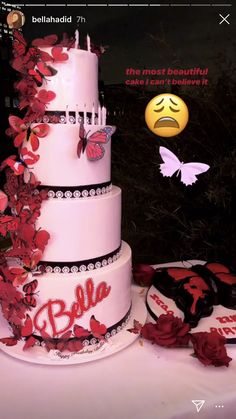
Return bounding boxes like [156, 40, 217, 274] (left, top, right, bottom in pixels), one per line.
[26, 242, 132, 337]
[28, 124, 111, 187]
[37, 186, 121, 262]
[38, 48, 99, 112]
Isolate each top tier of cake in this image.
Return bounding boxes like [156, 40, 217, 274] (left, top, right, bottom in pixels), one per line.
[38, 47, 99, 112]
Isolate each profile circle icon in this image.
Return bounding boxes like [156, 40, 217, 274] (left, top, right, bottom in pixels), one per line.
[145, 93, 189, 137]
[7, 10, 25, 29]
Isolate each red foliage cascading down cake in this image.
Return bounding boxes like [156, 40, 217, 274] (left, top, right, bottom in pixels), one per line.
[0, 31, 132, 353]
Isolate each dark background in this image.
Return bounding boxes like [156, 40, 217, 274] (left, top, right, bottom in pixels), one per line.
[1, 2, 235, 265]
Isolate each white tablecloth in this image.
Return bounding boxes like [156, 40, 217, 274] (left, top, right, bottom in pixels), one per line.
[1, 287, 236, 419]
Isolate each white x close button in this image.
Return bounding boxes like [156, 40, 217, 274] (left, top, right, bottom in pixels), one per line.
[219, 14, 230, 25]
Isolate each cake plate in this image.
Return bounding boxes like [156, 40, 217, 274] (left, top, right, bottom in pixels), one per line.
[146, 260, 236, 344]
[0, 285, 147, 365]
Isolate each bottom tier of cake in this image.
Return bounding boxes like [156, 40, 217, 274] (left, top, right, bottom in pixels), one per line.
[22, 241, 132, 345]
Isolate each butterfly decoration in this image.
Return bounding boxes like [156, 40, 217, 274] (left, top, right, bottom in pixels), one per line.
[28, 62, 57, 87]
[127, 319, 142, 334]
[41, 316, 107, 353]
[77, 123, 116, 161]
[31, 89, 56, 115]
[22, 279, 39, 307]
[12, 30, 41, 73]
[49, 46, 69, 62]
[74, 315, 107, 340]
[1, 147, 39, 176]
[8, 250, 43, 287]
[20, 314, 38, 350]
[31, 34, 58, 47]
[28, 47, 68, 86]
[8, 115, 49, 151]
[0, 337, 18, 347]
[159, 146, 210, 186]
[41, 330, 80, 352]
[12, 30, 27, 57]
[153, 262, 236, 327]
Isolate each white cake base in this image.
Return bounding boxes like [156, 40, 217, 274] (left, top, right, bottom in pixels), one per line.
[0, 286, 147, 365]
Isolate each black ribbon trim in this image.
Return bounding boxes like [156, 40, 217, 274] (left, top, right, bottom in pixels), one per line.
[37, 110, 97, 124]
[32, 305, 132, 346]
[37, 181, 112, 199]
[38, 244, 122, 273]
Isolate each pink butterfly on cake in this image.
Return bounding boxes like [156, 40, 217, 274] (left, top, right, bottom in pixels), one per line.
[77, 123, 116, 161]
[159, 146, 210, 186]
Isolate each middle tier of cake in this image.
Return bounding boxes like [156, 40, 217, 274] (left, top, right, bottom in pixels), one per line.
[37, 186, 121, 264]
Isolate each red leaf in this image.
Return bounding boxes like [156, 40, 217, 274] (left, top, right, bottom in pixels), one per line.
[73, 324, 90, 338]
[0, 337, 18, 346]
[21, 314, 33, 337]
[23, 335, 37, 351]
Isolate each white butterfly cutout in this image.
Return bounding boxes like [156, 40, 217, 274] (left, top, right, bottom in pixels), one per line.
[159, 146, 210, 186]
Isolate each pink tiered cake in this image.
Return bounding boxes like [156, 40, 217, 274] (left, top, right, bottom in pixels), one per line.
[26, 43, 132, 346]
[0, 32, 133, 356]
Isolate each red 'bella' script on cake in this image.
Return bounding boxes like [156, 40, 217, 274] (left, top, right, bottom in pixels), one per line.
[34, 278, 111, 337]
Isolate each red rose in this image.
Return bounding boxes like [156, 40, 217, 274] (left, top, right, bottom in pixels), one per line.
[141, 314, 191, 347]
[190, 332, 232, 367]
[133, 264, 155, 287]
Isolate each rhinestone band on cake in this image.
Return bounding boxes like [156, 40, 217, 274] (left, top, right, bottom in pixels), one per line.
[37, 182, 112, 199]
[38, 245, 122, 273]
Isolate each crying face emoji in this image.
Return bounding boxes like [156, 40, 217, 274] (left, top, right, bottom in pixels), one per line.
[145, 94, 189, 137]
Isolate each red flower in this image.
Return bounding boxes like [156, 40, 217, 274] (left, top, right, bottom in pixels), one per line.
[190, 332, 232, 367]
[141, 314, 191, 347]
[0, 215, 19, 237]
[34, 229, 50, 252]
[3, 169, 19, 200]
[133, 264, 155, 286]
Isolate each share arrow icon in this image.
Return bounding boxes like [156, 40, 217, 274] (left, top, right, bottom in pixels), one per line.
[192, 400, 205, 413]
